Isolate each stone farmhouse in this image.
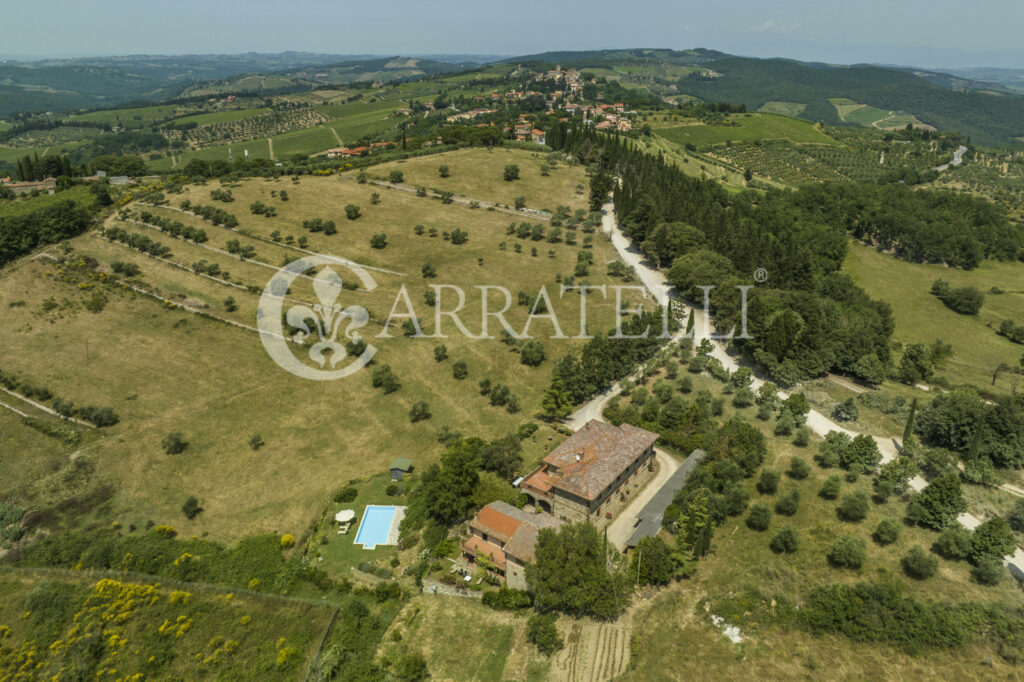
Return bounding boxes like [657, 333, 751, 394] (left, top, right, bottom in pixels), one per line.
[462, 420, 659, 588]
[461, 501, 563, 590]
[520, 420, 658, 525]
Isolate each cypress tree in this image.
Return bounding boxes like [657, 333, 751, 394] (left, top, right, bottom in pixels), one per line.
[902, 397, 917, 447]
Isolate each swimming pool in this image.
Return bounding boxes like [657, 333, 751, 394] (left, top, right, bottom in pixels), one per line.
[354, 505, 405, 550]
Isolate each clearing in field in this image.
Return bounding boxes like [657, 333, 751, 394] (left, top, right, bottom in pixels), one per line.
[842, 241, 1024, 393]
[829, 97, 926, 129]
[756, 101, 807, 117]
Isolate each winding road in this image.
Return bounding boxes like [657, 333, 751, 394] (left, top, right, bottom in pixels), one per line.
[573, 197, 1024, 576]
[934, 144, 968, 172]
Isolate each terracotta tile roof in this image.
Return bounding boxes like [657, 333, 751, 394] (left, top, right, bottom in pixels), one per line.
[542, 420, 658, 502]
[473, 504, 524, 543]
[462, 535, 506, 570]
[522, 467, 552, 493]
[467, 501, 563, 565]
[504, 513, 562, 563]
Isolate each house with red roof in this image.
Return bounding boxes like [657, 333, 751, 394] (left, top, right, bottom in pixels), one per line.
[520, 420, 658, 526]
[461, 501, 563, 589]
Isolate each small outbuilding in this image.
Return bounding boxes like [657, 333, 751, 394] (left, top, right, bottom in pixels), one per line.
[335, 509, 356, 534]
[390, 457, 413, 480]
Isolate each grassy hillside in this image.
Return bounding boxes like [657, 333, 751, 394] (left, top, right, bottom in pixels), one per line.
[0, 149, 636, 544]
[0, 569, 331, 679]
[843, 241, 1024, 393]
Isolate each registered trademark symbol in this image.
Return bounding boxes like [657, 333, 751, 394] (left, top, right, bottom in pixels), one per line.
[754, 268, 768, 283]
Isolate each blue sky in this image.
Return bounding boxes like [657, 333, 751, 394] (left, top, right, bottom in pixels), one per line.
[6, 0, 1022, 68]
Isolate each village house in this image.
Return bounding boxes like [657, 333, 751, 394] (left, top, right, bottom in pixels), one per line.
[461, 501, 563, 590]
[520, 420, 659, 526]
[531, 128, 546, 145]
[5, 177, 57, 195]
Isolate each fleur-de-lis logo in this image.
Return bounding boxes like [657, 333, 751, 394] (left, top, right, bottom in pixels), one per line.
[257, 255, 376, 380]
[286, 267, 369, 368]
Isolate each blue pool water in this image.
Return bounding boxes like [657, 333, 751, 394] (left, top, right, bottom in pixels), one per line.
[354, 505, 398, 549]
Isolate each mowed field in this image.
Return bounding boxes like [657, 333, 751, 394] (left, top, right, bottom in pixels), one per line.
[371, 147, 591, 212]
[843, 241, 1024, 393]
[652, 113, 838, 149]
[0, 151, 639, 543]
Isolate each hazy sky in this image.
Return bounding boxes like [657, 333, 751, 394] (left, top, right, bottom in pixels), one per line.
[6, 0, 1022, 68]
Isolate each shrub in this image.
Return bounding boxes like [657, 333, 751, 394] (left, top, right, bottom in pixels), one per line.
[332, 486, 358, 503]
[438, 165, 450, 178]
[421, 262, 437, 278]
[828, 535, 866, 569]
[769, 526, 799, 554]
[774, 489, 800, 516]
[1009, 499, 1024, 532]
[182, 496, 203, 520]
[344, 204, 361, 220]
[746, 503, 772, 531]
[837, 492, 869, 522]
[280, 534, 295, 549]
[774, 409, 795, 436]
[389, 170, 404, 183]
[433, 345, 448, 362]
[832, 398, 859, 422]
[409, 401, 431, 423]
[873, 518, 902, 545]
[901, 546, 938, 579]
[792, 426, 811, 447]
[788, 457, 810, 480]
[162, 432, 187, 454]
[732, 387, 755, 408]
[756, 470, 780, 495]
[970, 517, 1015, 564]
[972, 556, 1003, 585]
[819, 475, 842, 500]
[526, 613, 563, 655]
[503, 164, 520, 181]
[482, 587, 533, 610]
[370, 233, 387, 248]
[520, 340, 546, 367]
[932, 523, 972, 560]
[249, 433, 264, 451]
[452, 359, 468, 380]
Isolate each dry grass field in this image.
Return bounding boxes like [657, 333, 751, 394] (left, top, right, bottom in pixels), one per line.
[0, 150, 642, 544]
[370, 147, 590, 213]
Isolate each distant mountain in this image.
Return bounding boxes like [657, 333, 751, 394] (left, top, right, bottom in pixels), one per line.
[941, 67, 1024, 93]
[285, 56, 474, 85]
[0, 52, 426, 116]
[505, 49, 1024, 146]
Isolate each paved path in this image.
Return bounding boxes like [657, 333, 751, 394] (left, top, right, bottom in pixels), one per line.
[935, 144, 968, 171]
[605, 449, 679, 550]
[595, 196, 1024, 577]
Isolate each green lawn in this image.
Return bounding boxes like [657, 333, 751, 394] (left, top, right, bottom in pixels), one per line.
[843, 241, 1024, 393]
